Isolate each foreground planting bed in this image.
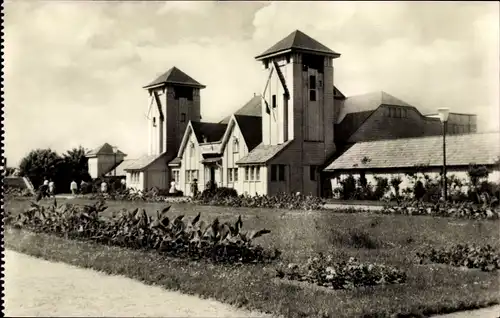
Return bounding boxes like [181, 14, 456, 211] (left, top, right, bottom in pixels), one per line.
[5, 197, 500, 318]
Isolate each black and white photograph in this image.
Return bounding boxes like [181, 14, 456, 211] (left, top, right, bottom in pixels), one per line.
[3, 1, 500, 317]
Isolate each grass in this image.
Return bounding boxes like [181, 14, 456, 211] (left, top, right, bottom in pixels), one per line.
[5, 197, 500, 318]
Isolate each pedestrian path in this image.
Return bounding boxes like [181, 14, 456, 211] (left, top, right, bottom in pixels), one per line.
[3, 250, 273, 317]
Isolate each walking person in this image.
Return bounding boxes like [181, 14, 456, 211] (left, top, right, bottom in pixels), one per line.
[190, 178, 199, 197]
[101, 180, 108, 194]
[48, 179, 55, 197]
[70, 180, 78, 196]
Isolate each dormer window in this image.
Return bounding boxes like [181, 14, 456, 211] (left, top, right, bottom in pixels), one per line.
[153, 117, 157, 127]
[264, 60, 269, 69]
[181, 113, 186, 123]
[233, 139, 239, 154]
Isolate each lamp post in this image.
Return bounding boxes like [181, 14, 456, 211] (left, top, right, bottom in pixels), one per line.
[112, 146, 118, 177]
[437, 108, 450, 202]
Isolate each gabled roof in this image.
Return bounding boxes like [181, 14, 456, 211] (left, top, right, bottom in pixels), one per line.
[234, 115, 262, 151]
[143, 66, 206, 89]
[236, 140, 293, 165]
[337, 91, 411, 123]
[220, 95, 262, 124]
[255, 30, 340, 60]
[324, 132, 500, 171]
[106, 159, 136, 177]
[191, 122, 228, 143]
[124, 153, 167, 171]
[86, 143, 126, 157]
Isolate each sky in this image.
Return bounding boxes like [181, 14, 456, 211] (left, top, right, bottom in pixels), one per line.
[4, 1, 500, 166]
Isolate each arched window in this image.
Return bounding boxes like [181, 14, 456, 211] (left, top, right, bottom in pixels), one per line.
[233, 139, 239, 153]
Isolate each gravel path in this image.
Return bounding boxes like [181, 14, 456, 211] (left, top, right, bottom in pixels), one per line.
[3, 250, 273, 317]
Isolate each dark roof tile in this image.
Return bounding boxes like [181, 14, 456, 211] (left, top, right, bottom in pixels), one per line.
[236, 141, 293, 165]
[191, 122, 227, 143]
[234, 115, 262, 151]
[325, 132, 500, 171]
[144, 66, 205, 89]
[255, 30, 340, 60]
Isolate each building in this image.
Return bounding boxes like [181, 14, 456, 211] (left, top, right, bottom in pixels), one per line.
[325, 132, 500, 195]
[85, 143, 126, 179]
[124, 30, 484, 196]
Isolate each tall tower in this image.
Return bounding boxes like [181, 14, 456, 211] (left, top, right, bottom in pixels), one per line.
[255, 30, 340, 151]
[143, 67, 206, 156]
[255, 30, 341, 195]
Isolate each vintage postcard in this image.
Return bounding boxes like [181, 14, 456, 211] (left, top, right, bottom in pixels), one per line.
[3, 1, 500, 317]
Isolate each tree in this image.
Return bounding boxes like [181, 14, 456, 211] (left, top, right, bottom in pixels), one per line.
[19, 149, 62, 188]
[62, 147, 92, 182]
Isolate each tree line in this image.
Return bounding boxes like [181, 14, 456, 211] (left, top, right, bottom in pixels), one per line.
[17, 147, 92, 194]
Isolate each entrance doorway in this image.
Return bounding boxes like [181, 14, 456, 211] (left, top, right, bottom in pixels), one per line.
[210, 166, 216, 183]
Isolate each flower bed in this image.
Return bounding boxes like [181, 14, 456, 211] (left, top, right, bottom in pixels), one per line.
[381, 199, 500, 220]
[417, 244, 500, 272]
[276, 253, 407, 290]
[6, 200, 280, 264]
[194, 192, 326, 211]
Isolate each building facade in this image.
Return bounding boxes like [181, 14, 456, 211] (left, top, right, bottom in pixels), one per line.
[115, 30, 484, 196]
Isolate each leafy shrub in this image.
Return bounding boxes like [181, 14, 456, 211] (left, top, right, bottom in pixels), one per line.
[413, 180, 426, 200]
[390, 177, 403, 198]
[417, 244, 500, 272]
[339, 175, 357, 200]
[8, 200, 280, 264]
[194, 192, 325, 211]
[276, 253, 406, 290]
[381, 199, 500, 220]
[200, 187, 238, 200]
[373, 177, 389, 200]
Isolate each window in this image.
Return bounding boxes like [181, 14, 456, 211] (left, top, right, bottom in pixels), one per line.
[185, 170, 199, 183]
[310, 165, 317, 181]
[153, 117, 157, 127]
[234, 168, 239, 181]
[286, 55, 291, 64]
[278, 165, 285, 181]
[181, 113, 186, 123]
[396, 108, 402, 118]
[250, 167, 255, 181]
[271, 165, 286, 181]
[309, 75, 316, 89]
[245, 167, 250, 181]
[174, 86, 194, 101]
[309, 90, 316, 101]
[172, 170, 180, 183]
[272, 95, 277, 109]
[271, 165, 277, 181]
[255, 167, 260, 181]
[318, 80, 323, 88]
[189, 143, 195, 157]
[228, 169, 233, 182]
[233, 139, 239, 153]
[264, 60, 269, 69]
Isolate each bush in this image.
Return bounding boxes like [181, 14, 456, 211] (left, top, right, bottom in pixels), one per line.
[373, 177, 389, 200]
[194, 192, 325, 211]
[417, 244, 500, 272]
[8, 200, 280, 265]
[339, 175, 357, 200]
[381, 200, 500, 220]
[413, 180, 426, 200]
[276, 254, 406, 290]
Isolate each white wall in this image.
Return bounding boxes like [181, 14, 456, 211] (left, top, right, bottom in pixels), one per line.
[179, 132, 203, 196]
[330, 168, 500, 198]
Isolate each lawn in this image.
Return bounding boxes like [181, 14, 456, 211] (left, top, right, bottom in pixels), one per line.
[5, 197, 500, 317]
